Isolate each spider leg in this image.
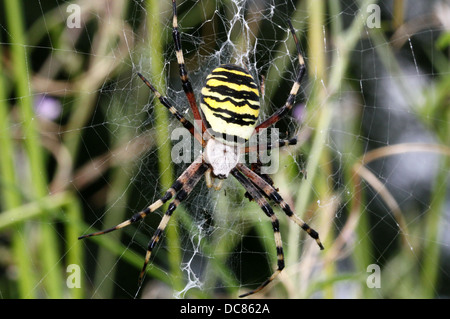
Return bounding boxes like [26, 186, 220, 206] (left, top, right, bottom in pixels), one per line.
[243, 137, 297, 153]
[172, 0, 207, 138]
[231, 168, 285, 298]
[78, 157, 205, 240]
[138, 162, 209, 284]
[242, 137, 297, 199]
[254, 20, 306, 133]
[237, 163, 324, 250]
[265, 137, 298, 150]
[137, 72, 204, 146]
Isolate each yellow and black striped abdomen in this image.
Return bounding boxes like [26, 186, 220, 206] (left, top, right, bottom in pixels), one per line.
[200, 64, 260, 142]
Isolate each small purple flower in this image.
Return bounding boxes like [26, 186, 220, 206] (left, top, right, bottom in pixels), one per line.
[34, 94, 62, 121]
[293, 102, 306, 124]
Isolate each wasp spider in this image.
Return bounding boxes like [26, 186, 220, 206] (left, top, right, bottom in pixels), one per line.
[79, 0, 324, 298]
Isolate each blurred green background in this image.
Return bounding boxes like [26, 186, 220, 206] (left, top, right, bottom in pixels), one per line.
[0, 0, 449, 299]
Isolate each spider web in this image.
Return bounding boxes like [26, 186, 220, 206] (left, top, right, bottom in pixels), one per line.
[0, 0, 449, 300]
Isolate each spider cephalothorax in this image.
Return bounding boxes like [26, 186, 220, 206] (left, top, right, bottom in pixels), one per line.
[79, 0, 324, 298]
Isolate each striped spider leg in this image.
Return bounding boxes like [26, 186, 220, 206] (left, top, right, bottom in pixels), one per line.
[171, 0, 207, 140]
[231, 168, 286, 298]
[253, 20, 306, 134]
[237, 163, 324, 250]
[138, 161, 208, 283]
[78, 158, 208, 284]
[232, 164, 323, 298]
[137, 72, 203, 145]
[242, 137, 298, 154]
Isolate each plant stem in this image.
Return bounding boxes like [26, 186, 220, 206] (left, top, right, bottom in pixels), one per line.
[4, 0, 62, 298]
[0, 26, 36, 299]
[146, 0, 183, 293]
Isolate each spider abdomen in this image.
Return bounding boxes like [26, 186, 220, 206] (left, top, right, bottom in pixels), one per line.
[200, 64, 260, 142]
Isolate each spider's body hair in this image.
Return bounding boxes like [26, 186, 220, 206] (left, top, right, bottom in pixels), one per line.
[200, 64, 260, 143]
